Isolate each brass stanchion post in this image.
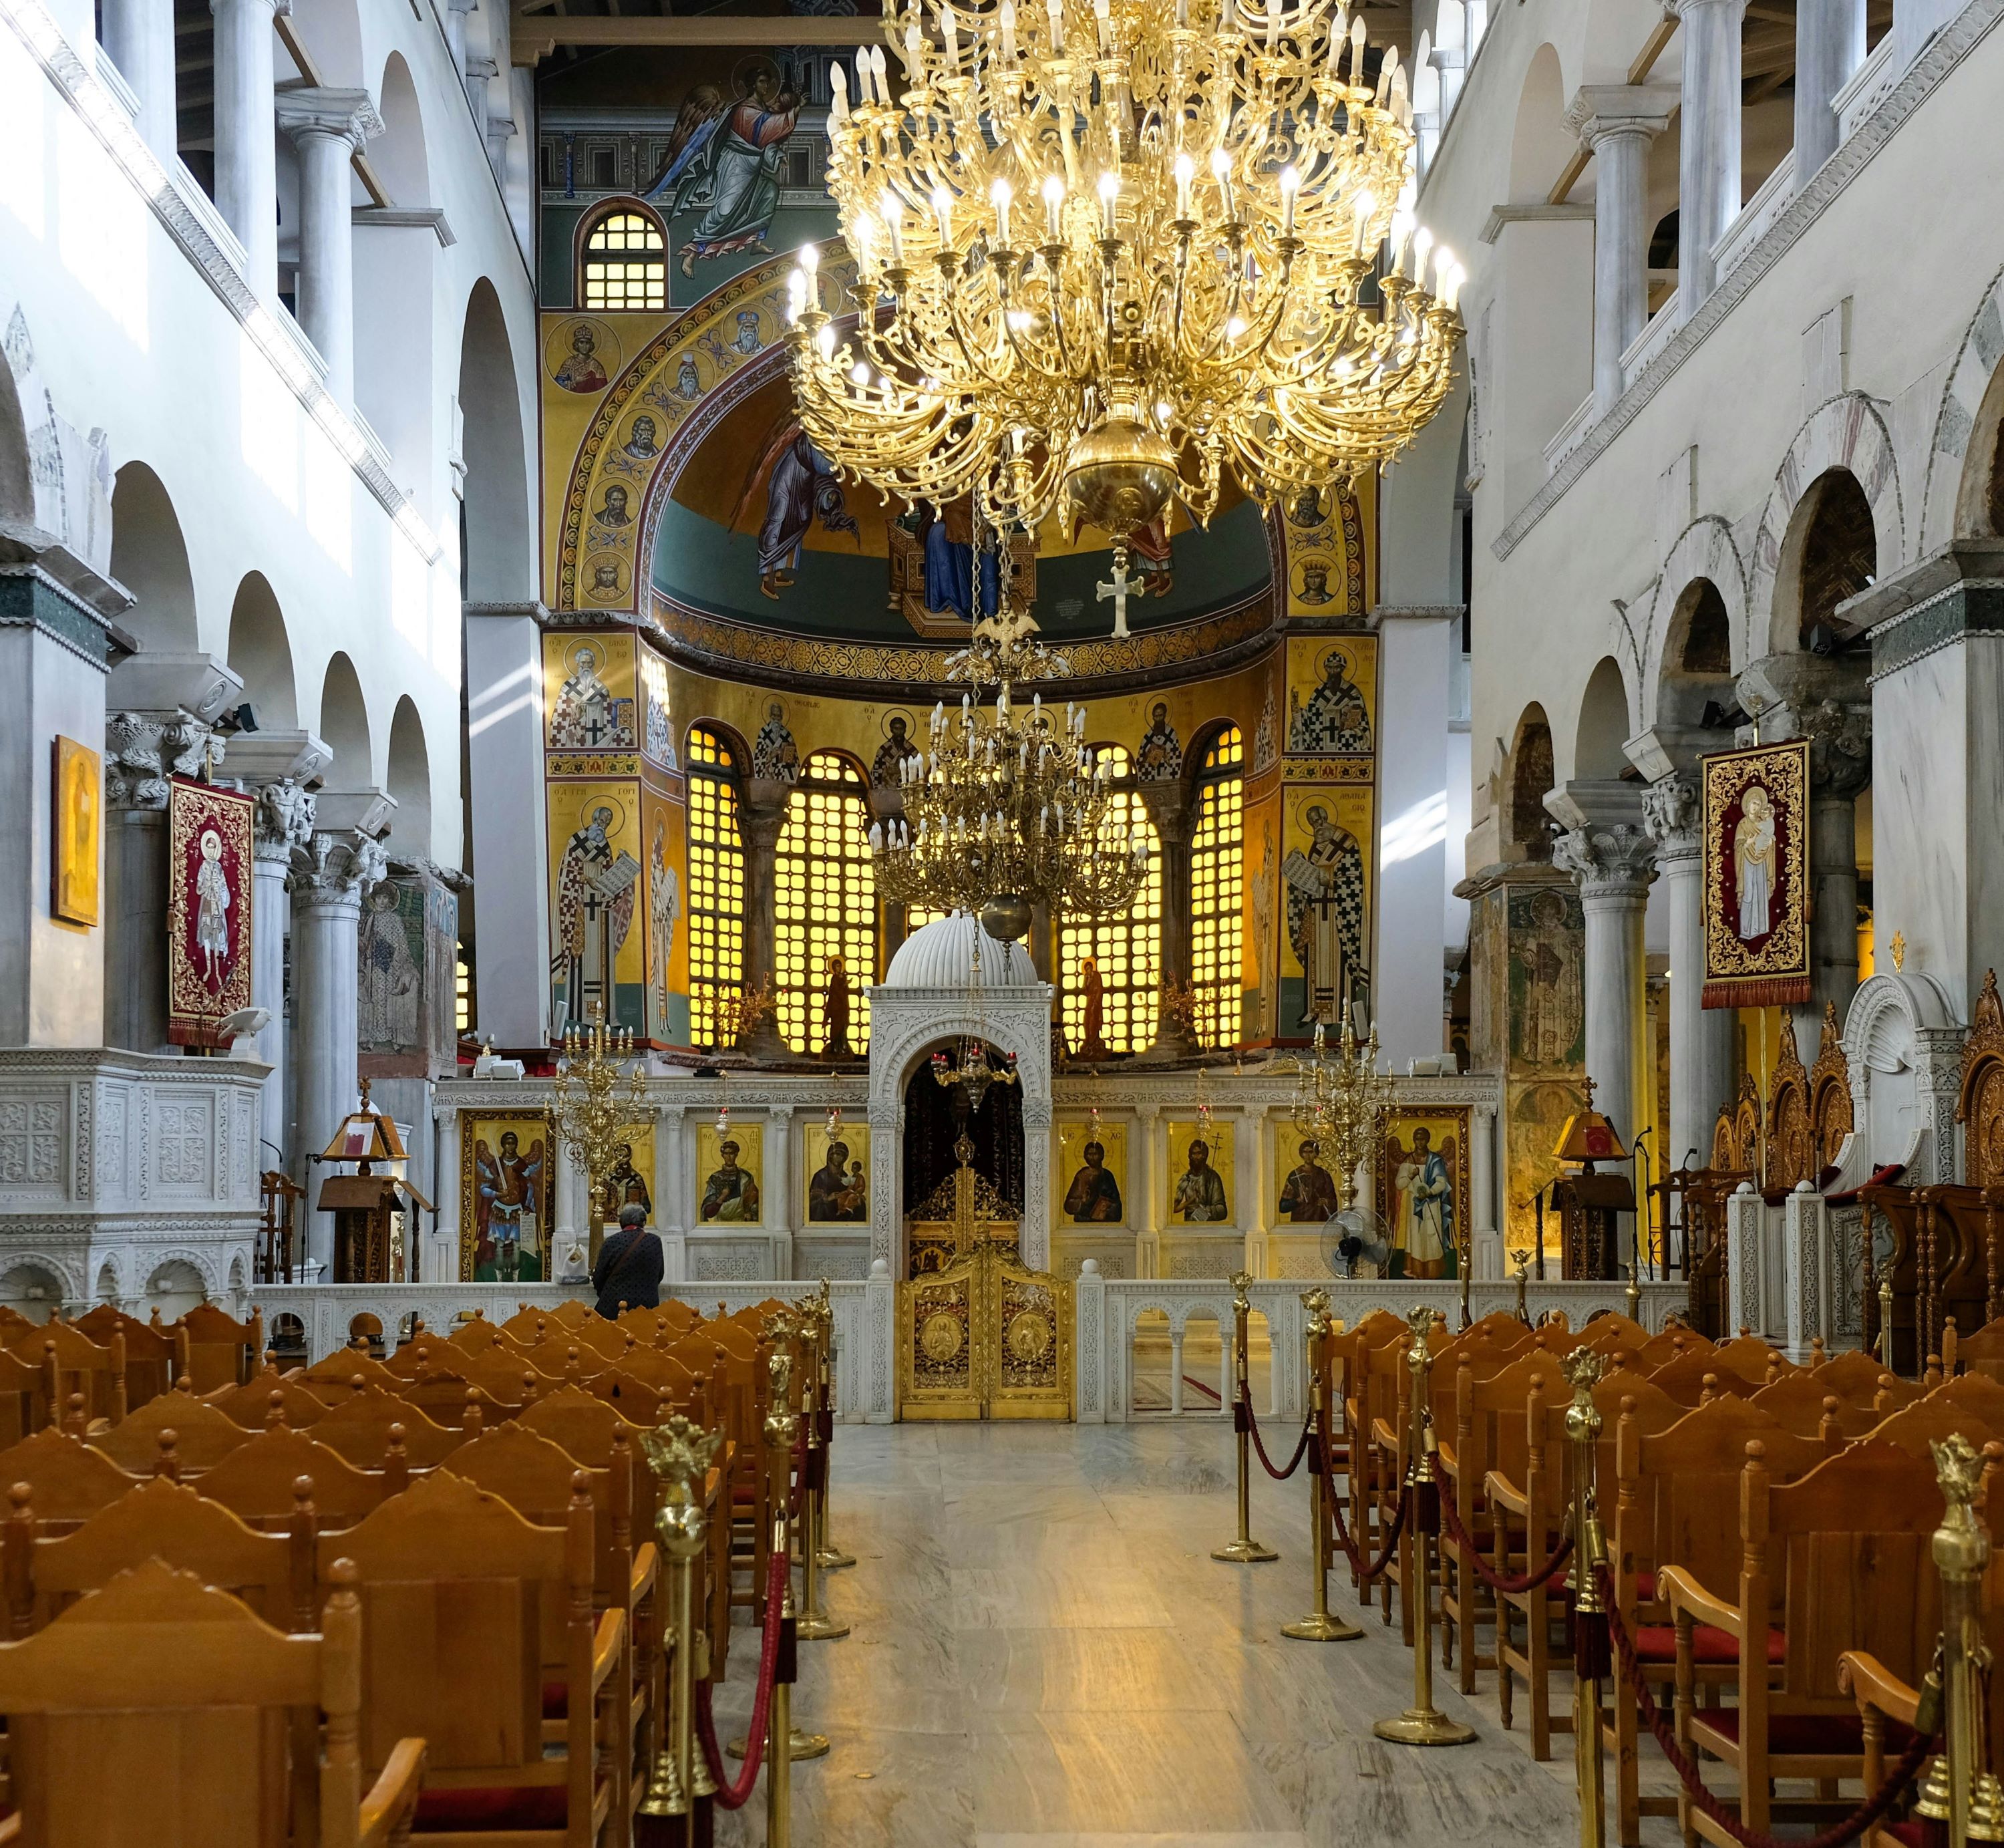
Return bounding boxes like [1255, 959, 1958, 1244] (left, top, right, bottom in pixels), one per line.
[638, 1416, 723, 1832]
[1214, 1271, 1278, 1565]
[1563, 1348, 1608, 1848]
[807, 1286, 854, 1571]
[766, 1497, 796, 1848]
[1915, 1433, 2004, 1847]
[1283, 1289, 1361, 1641]
[1880, 1274, 1897, 1374]
[1373, 1302, 1476, 1746]
[795, 1297, 849, 1642]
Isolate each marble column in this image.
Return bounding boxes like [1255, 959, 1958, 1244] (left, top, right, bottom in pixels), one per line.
[100, 0, 178, 162]
[1643, 773, 1735, 1175]
[291, 828, 387, 1271]
[740, 780, 790, 1061]
[210, 0, 287, 299]
[251, 779, 313, 1168]
[1550, 792, 1657, 1147]
[1567, 87, 1676, 414]
[1795, 0, 1866, 177]
[102, 709, 232, 1054]
[1238, 1108, 1268, 1277]
[275, 90, 382, 407]
[1671, 0, 1749, 318]
[464, 54, 497, 156]
[443, 0, 474, 82]
[1472, 1100, 1500, 1276]
[1134, 1104, 1161, 1279]
[768, 1110, 793, 1279]
[1140, 788, 1197, 1060]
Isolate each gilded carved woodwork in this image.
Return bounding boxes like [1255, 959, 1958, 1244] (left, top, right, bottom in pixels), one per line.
[1958, 969, 2004, 1187]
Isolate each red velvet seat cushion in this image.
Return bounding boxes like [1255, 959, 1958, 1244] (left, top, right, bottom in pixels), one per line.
[413, 1785, 569, 1833]
[1633, 1568, 1656, 1601]
[1886, 1821, 1925, 1847]
[542, 1680, 567, 1719]
[1632, 1623, 1786, 1666]
[1691, 1709, 1916, 1756]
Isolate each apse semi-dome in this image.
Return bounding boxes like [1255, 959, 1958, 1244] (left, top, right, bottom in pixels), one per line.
[882, 913, 1039, 989]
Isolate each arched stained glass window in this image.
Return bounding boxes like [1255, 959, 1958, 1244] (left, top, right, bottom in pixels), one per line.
[686, 726, 745, 1047]
[1190, 726, 1244, 1049]
[580, 208, 667, 311]
[776, 752, 876, 1053]
[1059, 745, 1162, 1055]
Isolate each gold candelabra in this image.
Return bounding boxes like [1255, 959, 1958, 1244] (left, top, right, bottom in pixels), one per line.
[870, 629, 1145, 929]
[710, 977, 776, 1053]
[930, 938, 1022, 1110]
[786, 0, 1462, 595]
[1283, 1004, 1392, 1210]
[551, 1004, 658, 1258]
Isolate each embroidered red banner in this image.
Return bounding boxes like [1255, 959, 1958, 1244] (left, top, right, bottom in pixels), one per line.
[166, 776, 255, 1047]
[1701, 738, 1811, 1010]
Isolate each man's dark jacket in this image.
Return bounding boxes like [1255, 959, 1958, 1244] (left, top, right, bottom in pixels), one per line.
[591, 1225, 663, 1318]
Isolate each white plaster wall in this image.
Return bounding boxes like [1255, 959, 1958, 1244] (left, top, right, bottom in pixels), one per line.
[0, 0, 539, 868]
[1375, 615, 1454, 1065]
[1427, 11, 2004, 794]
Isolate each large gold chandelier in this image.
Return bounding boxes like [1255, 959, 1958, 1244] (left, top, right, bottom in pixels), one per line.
[786, 0, 1463, 583]
[868, 623, 1146, 933]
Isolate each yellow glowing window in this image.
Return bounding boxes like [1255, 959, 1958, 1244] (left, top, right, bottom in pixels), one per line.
[1060, 745, 1163, 1055]
[776, 752, 876, 1053]
[581, 210, 667, 311]
[1191, 726, 1244, 1049]
[687, 726, 745, 1048]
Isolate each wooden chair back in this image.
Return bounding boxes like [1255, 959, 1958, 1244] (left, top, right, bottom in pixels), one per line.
[1614, 1398, 1826, 1612]
[1931, 1373, 2004, 1424]
[0, 1428, 147, 1533]
[1707, 1334, 1788, 1384]
[295, 1349, 403, 1400]
[1448, 1348, 1567, 1505]
[1854, 1397, 1999, 1458]
[208, 1366, 328, 1431]
[1862, 1184, 1925, 1374]
[171, 1301, 261, 1394]
[1647, 1351, 1757, 1406]
[5, 1475, 313, 1635]
[1748, 1374, 1874, 1443]
[9, 1324, 127, 1426]
[0, 1344, 47, 1446]
[1630, 1324, 1715, 1371]
[1955, 1318, 2004, 1383]
[319, 1469, 607, 1839]
[195, 1428, 390, 1531]
[0, 1557, 424, 1848]
[311, 1386, 466, 1472]
[87, 1388, 254, 1475]
[71, 1307, 174, 1408]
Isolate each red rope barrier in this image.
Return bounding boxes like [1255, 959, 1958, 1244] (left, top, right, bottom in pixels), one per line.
[1330, 1472, 1409, 1582]
[1436, 1485, 1576, 1595]
[693, 1544, 793, 1811]
[1596, 1563, 1935, 1848]
[1243, 1392, 1314, 1481]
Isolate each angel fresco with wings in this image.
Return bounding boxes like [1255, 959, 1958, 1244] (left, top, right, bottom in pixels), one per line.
[643, 61, 802, 278]
[1385, 1126, 1456, 1279]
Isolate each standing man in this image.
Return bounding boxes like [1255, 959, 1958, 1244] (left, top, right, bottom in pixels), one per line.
[592, 1202, 663, 1318]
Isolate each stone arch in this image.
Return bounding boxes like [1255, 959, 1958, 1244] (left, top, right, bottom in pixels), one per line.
[1506, 703, 1556, 859]
[94, 1257, 120, 1303]
[385, 695, 432, 861]
[317, 652, 374, 793]
[225, 571, 299, 731]
[1572, 655, 1633, 780]
[1775, 468, 1879, 651]
[0, 1255, 77, 1319]
[1920, 257, 2004, 551]
[1745, 396, 1903, 658]
[1643, 518, 1749, 726]
[144, 1254, 212, 1320]
[108, 462, 199, 653]
[1508, 44, 1574, 202]
[371, 51, 427, 203]
[458, 279, 533, 603]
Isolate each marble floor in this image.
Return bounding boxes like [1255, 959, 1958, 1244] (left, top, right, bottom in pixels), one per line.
[707, 1421, 1641, 1848]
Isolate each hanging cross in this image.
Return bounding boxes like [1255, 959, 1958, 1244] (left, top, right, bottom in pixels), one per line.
[1097, 554, 1133, 639]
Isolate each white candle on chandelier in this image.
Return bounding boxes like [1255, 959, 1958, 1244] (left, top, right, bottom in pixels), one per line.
[939, 2, 960, 73]
[1041, 173, 1065, 242]
[1210, 145, 1234, 218]
[1046, 0, 1064, 52]
[990, 177, 1014, 246]
[816, 324, 837, 360]
[1096, 169, 1120, 238]
[1265, 0, 1281, 53]
[932, 187, 955, 248]
[1175, 0, 1187, 27]
[830, 59, 850, 120]
[1350, 186, 1376, 257]
[1410, 224, 1433, 287]
[1172, 151, 1194, 219]
[881, 200, 905, 263]
[1326, 6, 1346, 69]
[1278, 163, 1300, 237]
[1000, 0, 1017, 59]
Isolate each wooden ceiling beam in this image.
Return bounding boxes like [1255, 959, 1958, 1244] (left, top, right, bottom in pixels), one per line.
[510, 11, 882, 58]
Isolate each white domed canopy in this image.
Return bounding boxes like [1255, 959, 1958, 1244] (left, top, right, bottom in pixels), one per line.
[882, 913, 1039, 989]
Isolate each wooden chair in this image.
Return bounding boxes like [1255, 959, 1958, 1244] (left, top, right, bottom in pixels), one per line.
[1485, 1375, 1572, 1757]
[1628, 1324, 1714, 1372]
[1705, 1334, 1790, 1386]
[1932, 1372, 2004, 1424]
[71, 1306, 174, 1409]
[0, 1346, 47, 1447]
[8, 1325, 126, 1428]
[1953, 1316, 2004, 1382]
[1661, 1440, 1947, 1848]
[208, 1364, 329, 1430]
[1438, 1346, 1566, 1694]
[0, 1557, 426, 1848]
[170, 1300, 262, 1393]
[296, 1348, 404, 1400]
[1747, 1374, 1871, 1444]
[1608, 1398, 1828, 1847]
[312, 1387, 467, 1473]
[86, 1386, 254, 1475]
[1853, 1396, 1999, 1458]
[196, 1427, 391, 1531]
[322, 1469, 625, 1846]
[3, 1474, 315, 1636]
[1647, 1352, 1756, 1407]
[0, 1428, 145, 1535]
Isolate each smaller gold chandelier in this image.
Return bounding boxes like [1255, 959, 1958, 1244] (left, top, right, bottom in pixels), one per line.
[1285, 1004, 1391, 1209]
[931, 938, 1021, 1110]
[868, 623, 1144, 929]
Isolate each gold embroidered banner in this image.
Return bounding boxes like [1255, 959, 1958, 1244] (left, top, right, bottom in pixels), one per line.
[166, 776, 255, 1047]
[1701, 739, 1810, 1010]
